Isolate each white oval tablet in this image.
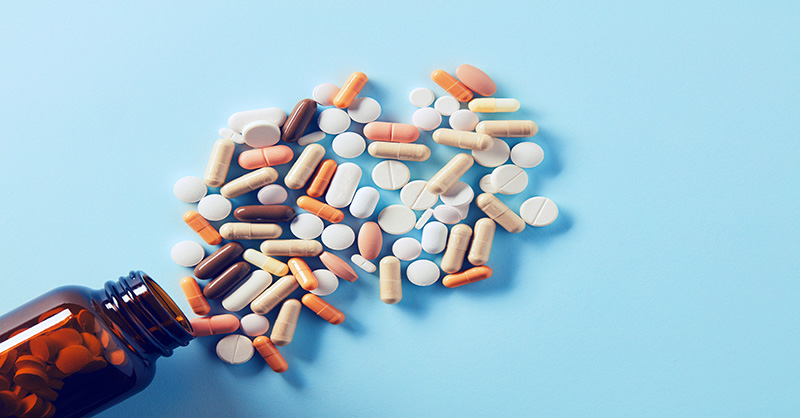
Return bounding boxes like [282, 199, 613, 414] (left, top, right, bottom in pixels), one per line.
[297, 131, 327, 146]
[325, 162, 362, 208]
[371, 160, 410, 190]
[173, 176, 207, 203]
[490, 165, 528, 195]
[290, 213, 324, 239]
[433, 205, 461, 224]
[409, 87, 435, 107]
[449, 109, 479, 131]
[349, 186, 380, 218]
[439, 181, 474, 207]
[240, 314, 270, 337]
[219, 127, 245, 144]
[434, 96, 460, 116]
[170, 240, 205, 267]
[406, 259, 440, 286]
[313, 83, 339, 106]
[347, 97, 381, 123]
[222, 270, 273, 312]
[414, 208, 434, 229]
[412, 107, 442, 131]
[257, 184, 288, 205]
[318, 108, 351, 134]
[479, 174, 500, 194]
[242, 121, 280, 148]
[519, 197, 559, 227]
[216, 334, 254, 365]
[310, 269, 339, 296]
[321, 224, 355, 250]
[472, 137, 510, 167]
[378, 205, 417, 235]
[351, 254, 377, 273]
[228, 108, 286, 133]
[392, 237, 422, 261]
[332, 132, 366, 159]
[400, 180, 438, 210]
[510, 142, 544, 168]
[421, 222, 448, 254]
[197, 194, 232, 221]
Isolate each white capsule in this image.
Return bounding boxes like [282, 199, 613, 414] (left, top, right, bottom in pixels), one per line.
[371, 160, 410, 191]
[491, 165, 528, 195]
[170, 241, 205, 267]
[173, 176, 207, 203]
[325, 162, 362, 208]
[222, 270, 273, 312]
[197, 194, 232, 221]
[228, 107, 286, 133]
[392, 237, 422, 261]
[321, 224, 355, 250]
[349, 186, 380, 219]
[421, 221, 448, 254]
[347, 97, 382, 123]
[216, 335, 254, 365]
[351, 254, 377, 273]
[310, 269, 339, 296]
[399, 180, 438, 210]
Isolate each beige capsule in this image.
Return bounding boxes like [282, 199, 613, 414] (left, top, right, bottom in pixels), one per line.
[220, 167, 278, 199]
[441, 224, 472, 273]
[475, 120, 538, 137]
[426, 153, 474, 195]
[242, 249, 289, 276]
[475, 193, 525, 233]
[271, 299, 301, 346]
[219, 223, 282, 240]
[367, 142, 431, 161]
[260, 239, 323, 257]
[204, 138, 235, 187]
[250, 276, 299, 315]
[432, 129, 493, 151]
[467, 218, 496, 266]
[379, 256, 402, 304]
[284, 143, 325, 189]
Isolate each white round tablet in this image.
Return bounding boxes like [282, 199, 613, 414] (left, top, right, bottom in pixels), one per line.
[412, 107, 442, 131]
[297, 131, 326, 146]
[216, 334, 254, 365]
[290, 213, 324, 240]
[321, 224, 355, 250]
[439, 181, 474, 207]
[519, 197, 559, 227]
[347, 97, 381, 123]
[242, 121, 280, 148]
[472, 137, 510, 167]
[313, 83, 339, 106]
[173, 176, 207, 203]
[332, 132, 366, 159]
[434, 96, 460, 116]
[310, 269, 339, 296]
[433, 205, 461, 224]
[421, 221, 448, 254]
[240, 314, 270, 337]
[449, 109, 479, 131]
[219, 127, 245, 144]
[257, 184, 288, 205]
[318, 108, 351, 134]
[378, 205, 417, 235]
[409, 87, 435, 107]
[414, 207, 434, 229]
[479, 174, 500, 194]
[392, 237, 422, 261]
[197, 194, 232, 221]
[490, 165, 528, 195]
[371, 160, 410, 190]
[400, 180, 438, 210]
[406, 259, 440, 286]
[170, 240, 205, 267]
[510, 142, 544, 168]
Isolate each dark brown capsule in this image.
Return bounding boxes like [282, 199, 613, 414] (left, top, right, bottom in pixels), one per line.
[194, 242, 244, 280]
[281, 98, 317, 143]
[234, 205, 295, 223]
[203, 262, 251, 300]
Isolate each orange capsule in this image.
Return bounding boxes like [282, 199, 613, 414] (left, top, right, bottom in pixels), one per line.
[333, 72, 368, 108]
[301, 294, 344, 325]
[287, 258, 318, 291]
[431, 69, 474, 102]
[189, 314, 240, 337]
[442, 266, 493, 288]
[183, 211, 222, 245]
[253, 336, 288, 373]
[306, 159, 338, 198]
[179, 277, 211, 316]
[296, 196, 344, 223]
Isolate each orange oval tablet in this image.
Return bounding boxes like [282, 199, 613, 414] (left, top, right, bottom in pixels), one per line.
[80, 333, 103, 357]
[288, 258, 318, 291]
[253, 336, 288, 373]
[0, 375, 9, 392]
[318, 251, 358, 282]
[357, 221, 382, 260]
[47, 328, 82, 349]
[0, 350, 17, 373]
[107, 349, 127, 366]
[333, 72, 368, 109]
[296, 196, 344, 223]
[29, 337, 59, 362]
[17, 394, 48, 418]
[301, 294, 344, 325]
[76, 310, 96, 333]
[190, 314, 240, 337]
[363, 122, 420, 143]
[54, 345, 92, 374]
[179, 277, 211, 316]
[455, 64, 497, 96]
[183, 211, 222, 245]
[442, 266, 493, 288]
[431, 69, 473, 102]
[238, 145, 294, 170]
[15, 355, 46, 372]
[306, 159, 337, 198]
[13, 368, 48, 391]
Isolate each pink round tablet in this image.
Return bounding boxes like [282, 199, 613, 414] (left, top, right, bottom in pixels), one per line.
[363, 122, 420, 143]
[456, 64, 497, 97]
[238, 145, 294, 170]
[319, 251, 359, 282]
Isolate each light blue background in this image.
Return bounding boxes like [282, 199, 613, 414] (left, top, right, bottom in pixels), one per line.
[1, 1, 798, 417]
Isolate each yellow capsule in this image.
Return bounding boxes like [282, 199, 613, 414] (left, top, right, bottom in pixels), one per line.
[468, 98, 520, 113]
[243, 249, 289, 276]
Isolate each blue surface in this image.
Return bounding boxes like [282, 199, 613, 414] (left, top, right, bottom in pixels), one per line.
[1, 1, 799, 417]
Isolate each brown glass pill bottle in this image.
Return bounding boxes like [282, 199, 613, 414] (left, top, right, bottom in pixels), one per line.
[0, 271, 193, 418]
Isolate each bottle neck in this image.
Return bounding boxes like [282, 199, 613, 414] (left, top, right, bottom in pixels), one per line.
[96, 271, 194, 359]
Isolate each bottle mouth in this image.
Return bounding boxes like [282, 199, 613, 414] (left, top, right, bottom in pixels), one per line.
[139, 273, 193, 335]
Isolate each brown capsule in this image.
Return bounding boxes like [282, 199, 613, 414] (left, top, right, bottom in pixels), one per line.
[194, 242, 244, 280]
[203, 262, 251, 300]
[233, 205, 295, 223]
[282, 99, 317, 143]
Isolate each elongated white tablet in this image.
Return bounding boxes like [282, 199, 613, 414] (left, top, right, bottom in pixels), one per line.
[519, 197, 559, 226]
[392, 237, 422, 261]
[414, 208, 434, 229]
[433, 205, 461, 224]
[409, 87, 435, 107]
[491, 165, 528, 195]
[449, 109, 479, 131]
[439, 181, 474, 207]
[412, 107, 442, 131]
[297, 131, 327, 146]
[378, 205, 416, 235]
[171, 240, 205, 267]
[219, 127, 245, 144]
[347, 97, 381, 123]
[351, 254, 377, 273]
[406, 259, 440, 286]
[434, 96, 460, 116]
[332, 132, 366, 159]
[472, 137, 510, 167]
[228, 107, 286, 133]
[240, 314, 270, 337]
[242, 121, 280, 148]
[198, 194, 232, 221]
[318, 108, 351, 134]
[399, 180, 438, 210]
[174, 176, 207, 203]
[321, 224, 355, 250]
[222, 270, 273, 312]
[510, 142, 544, 168]
[290, 213, 324, 239]
[372, 160, 410, 190]
[479, 174, 499, 194]
[257, 184, 288, 205]
[421, 221, 448, 254]
[325, 162, 362, 208]
[216, 334, 254, 365]
[350, 186, 380, 218]
[310, 269, 339, 296]
[313, 83, 339, 106]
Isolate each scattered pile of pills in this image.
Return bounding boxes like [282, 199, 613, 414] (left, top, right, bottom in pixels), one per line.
[171, 65, 560, 371]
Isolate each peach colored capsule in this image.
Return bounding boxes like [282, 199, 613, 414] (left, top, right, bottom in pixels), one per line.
[431, 69, 473, 102]
[190, 314, 240, 337]
[432, 129, 493, 151]
[179, 277, 211, 316]
[253, 336, 288, 373]
[443, 266, 493, 288]
[288, 258, 318, 291]
[250, 275, 299, 315]
[379, 256, 402, 304]
[441, 224, 472, 273]
[183, 210, 222, 245]
[301, 294, 344, 325]
[271, 299, 301, 346]
[357, 221, 382, 260]
[475, 120, 538, 137]
[296, 195, 344, 223]
[220, 167, 279, 199]
[285, 144, 326, 190]
[260, 239, 323, 257]
[307, 159, 337, 198]
[333, 72, 368, 109]
[363, 122, 420, 143]
[204, 138, 235, 187]
[367, 142, 431, 161]
[455, 64, 497, 96]
[426, 153, 474, 195]
[238, 145, 294, 170]
[318, 251, 359, 282]
[475, 193, 526, 233]
[467, 218, 495, 266]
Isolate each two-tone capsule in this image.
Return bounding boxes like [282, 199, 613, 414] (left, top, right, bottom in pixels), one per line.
[296, 196, 344, 223]
[183, 211, 222, 245]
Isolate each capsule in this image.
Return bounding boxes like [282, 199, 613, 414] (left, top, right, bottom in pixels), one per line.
[307, 159, 337, 198]
[282, 98, 317, 143]
[333, 71, 367, 109]
[219, 222, 282, 240]
[431, 69, 473, 102]
[179, 277, 210, 315]
[183, 211, 222, 245]
[468, 218, 496, 266]
[260, 239, 323, 257]
[432, 129, 493, 151]
[301, 294, 344, 324]
[363, 122, 420, 143]
[250, 275, 300, 315]
[287, 258, 318, 291]
[285, 143, 325, 190]
[441, 224, 472, 273]
[475, 193, 525, 233]
[358, 221, 382, 260]
[253, 336, 288, 373]
[190, 314, 240, 337]
[194, 242, 244, 280]
[379, 256, 402, 304]
[367, 142, 431, 161]
[468, 98, 520, 113]
[271, 299, 301, 346]
[220, 167, 279, 199]
[203, 261, 251, 299]
[443, 266, 493, 288]
[296, 195, 344, 223]
[204, 138, 235, 187]
[426, 153, 474, 195]
[475, 120, 538, 137]
[221, 270, 273, 312]
[243, 248, 289, 276]
[238, 145, 294, 170]
[233, 205, 295, 223]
